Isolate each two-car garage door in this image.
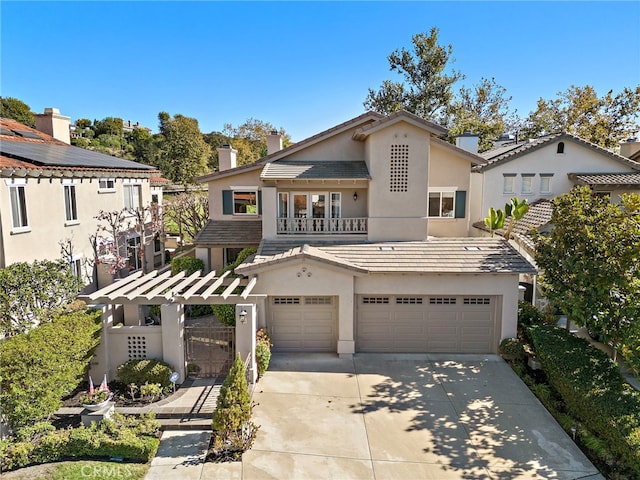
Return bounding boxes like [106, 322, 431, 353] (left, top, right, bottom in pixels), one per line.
[356, 295, 496, 353]
[268, 296, 336, 352]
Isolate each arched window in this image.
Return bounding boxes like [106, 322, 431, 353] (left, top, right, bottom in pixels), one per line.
[557, 142, 565, 154]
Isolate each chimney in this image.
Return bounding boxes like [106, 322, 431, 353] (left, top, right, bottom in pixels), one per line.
[619, 137, 640, 159]
[217, 144, 237, 171]
[455, 130, 479, 154]
[34, 107, 71, 144]
[267, 130, 283, 155]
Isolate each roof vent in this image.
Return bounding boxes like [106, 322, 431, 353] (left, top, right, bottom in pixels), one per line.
[464, 246, 481, 251]
[379, 246, 395, 251]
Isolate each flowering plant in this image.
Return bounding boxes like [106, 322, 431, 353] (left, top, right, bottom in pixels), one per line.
[80, 375, 112, 405]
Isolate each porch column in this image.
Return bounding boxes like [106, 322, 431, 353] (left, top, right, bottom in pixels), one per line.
[235, 304, 257, 386]
[261, 186, 277, 239]
[337, 283, 355, 357]
[161, 303, 186, 383]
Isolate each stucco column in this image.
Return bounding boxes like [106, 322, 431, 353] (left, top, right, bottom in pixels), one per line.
[501, 278, 520, 340]
[161, 303, 186, 383]
[195, 248, 210, 272]
[261, 186, 277, 239]
[337, 282, 355, 357]
[91, 304, 114, 380]
[235, 304, 257, 385]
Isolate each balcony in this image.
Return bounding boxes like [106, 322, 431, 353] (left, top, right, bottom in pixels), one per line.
[277, 217, 367, 235]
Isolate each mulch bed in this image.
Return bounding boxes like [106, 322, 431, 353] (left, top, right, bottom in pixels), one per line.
[61, 381, 179, 409]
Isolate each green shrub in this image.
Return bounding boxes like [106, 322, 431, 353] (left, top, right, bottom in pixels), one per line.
[140, 383, 163, 402]
[498, 337, 526, 362]
[212, 247, 258, 327]
[256, 328, 272, 377]
[0, 309, 102, 431]
[517, 300, 543, 329]
[171, 256, 204, 275]
[0, 413, 160, 471]
[528, 324, 640, 475]
[117, 359, 174, 392]
[212, 353, 251, 434]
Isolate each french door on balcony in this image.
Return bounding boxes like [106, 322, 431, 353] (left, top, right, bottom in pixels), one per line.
[278, 192, 341, 232]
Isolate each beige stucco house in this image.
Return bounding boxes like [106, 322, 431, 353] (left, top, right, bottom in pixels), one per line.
[194, 111, 536, 357]
[0, 110, 165, 290]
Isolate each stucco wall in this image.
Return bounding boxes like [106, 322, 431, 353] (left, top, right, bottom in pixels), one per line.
[476, 140, 636, 222]
[0, 176, 155, 288]
[207, 169, 262, 220]
[283, 129, 366, 161]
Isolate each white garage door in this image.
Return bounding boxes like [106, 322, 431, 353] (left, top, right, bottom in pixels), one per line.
[269, 296, 336, 352]
[357, 295, 496, 353]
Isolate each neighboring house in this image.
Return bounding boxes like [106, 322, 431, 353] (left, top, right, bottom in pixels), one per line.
[195, 110, 536, 357]
[470, 132, 640, 225]
[0, 109, 165, 290]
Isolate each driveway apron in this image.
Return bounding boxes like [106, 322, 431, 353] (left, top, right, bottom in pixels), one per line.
[245, 353, 603, 480]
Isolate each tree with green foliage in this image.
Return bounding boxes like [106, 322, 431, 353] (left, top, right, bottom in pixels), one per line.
[535, 187, 640, 355]
[157, 112, 211, 184]
[75, 118, 92, 129]
[364, 27, 463, 122]
[444, 77, 516, 152]
[164, 192, 209, 242]
[125, 127, 160, 166]
[0, 97, 35, 127]
[0, 260, 83, 336]
[93, 116, 124, 137]
[523, 85, 640, 149]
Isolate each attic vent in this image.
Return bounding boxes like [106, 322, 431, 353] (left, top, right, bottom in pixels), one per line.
[464, 246, 481, 251]
[389, 144, 409, 192]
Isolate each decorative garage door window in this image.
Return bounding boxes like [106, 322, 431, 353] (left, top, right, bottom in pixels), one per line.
[429, 297, 457, 304]
[396, 297, 423, 304]
[305, 297, 332, 305]
[127, 336, 147, 359]
[273, 297, 301, 305]
[362, 297, 390, 304]
[464, 297, 491, 305]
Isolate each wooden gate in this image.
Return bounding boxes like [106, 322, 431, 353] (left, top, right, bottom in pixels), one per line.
[184, 320, 235, 378]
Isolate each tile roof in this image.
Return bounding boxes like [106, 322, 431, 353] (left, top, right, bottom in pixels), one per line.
[236, 237, 536, 275]
[197, 111, 383, 183]
[261, 160, 370, 180]
[474, 133, 640, 172]
[0, 118, 159, 178]
[194, 220, 263, 247]
[352, 110, 448, 139]
[569, 172, 640, 186]
[473, 199, 553, 253]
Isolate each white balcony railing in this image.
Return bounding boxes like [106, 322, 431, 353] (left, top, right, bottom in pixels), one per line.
[277, 217, 367, 234]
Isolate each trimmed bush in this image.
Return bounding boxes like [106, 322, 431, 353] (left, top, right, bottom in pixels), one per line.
[0, 309, 102, 431]
[256, 328, 272, 377]
[0, 413, 160, 471]
[498, 337, 526, 362]
[171, 256, 204, 275]
[117, 359, 174, 392]
[517, 300, 543, 329]
[528, 324, 640, 475]
[212, 353, 251, 434]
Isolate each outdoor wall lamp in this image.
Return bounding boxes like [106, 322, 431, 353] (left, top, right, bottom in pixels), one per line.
[239, 308, 248, 324]
[353, 192, 358, 201]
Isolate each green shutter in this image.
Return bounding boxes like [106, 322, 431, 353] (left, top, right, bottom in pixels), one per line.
[222, 190, 233, 215]
[454, 190, 466, 218]
[258, 190, 262, 214]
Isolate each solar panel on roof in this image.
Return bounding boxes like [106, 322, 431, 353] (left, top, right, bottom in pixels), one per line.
[0, 141, 155, 170]
[12, 130, 42, 139]
[0, 128, 16, 136]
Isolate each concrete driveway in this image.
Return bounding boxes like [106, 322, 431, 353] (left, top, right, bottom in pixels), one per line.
[242, 353, 603, 480]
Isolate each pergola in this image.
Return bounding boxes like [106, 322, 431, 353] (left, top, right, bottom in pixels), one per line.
[80, 269, 264, 384]
[83, 269, 265, 305]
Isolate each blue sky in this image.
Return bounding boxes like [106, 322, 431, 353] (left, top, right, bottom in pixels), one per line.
[2, 1, 639, 141]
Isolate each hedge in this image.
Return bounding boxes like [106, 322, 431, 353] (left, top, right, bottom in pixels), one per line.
[0, 413, 160, 471]
[171, 256, 204, 275]
[528, 324, 640, 475]
[117, 358, 175, 392]
[0, 309, 102, 431]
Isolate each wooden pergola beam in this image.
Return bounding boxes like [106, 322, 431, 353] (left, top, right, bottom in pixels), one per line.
[86, 271, 143, 300]
[182, 270, 218, 299]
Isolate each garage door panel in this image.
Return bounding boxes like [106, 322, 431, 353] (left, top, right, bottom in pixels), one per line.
[357, 295, 496, 353]
[270, 297, 336, 352]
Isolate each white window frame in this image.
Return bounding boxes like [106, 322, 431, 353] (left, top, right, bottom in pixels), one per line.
[521, 174, 535, 195]
[98, 178, 116, 193]
[428, 189, 455, 218]
[7, 179, 29, 232]
[503, 174, 516, 194]
[282, 191, 342, 219]
[124, 184, 142, 211]
[64, 184, 79, 224]
[69, 253, 83, 281]
[232, 190, 258, 215]
[540, 174, 553, 195]
[127, 235, 142, 272]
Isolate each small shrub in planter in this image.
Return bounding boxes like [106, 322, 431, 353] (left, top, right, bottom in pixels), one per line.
[499, 337, 526, 362]
[140, 383, 163, 402]
[117, 359, 174, 393]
